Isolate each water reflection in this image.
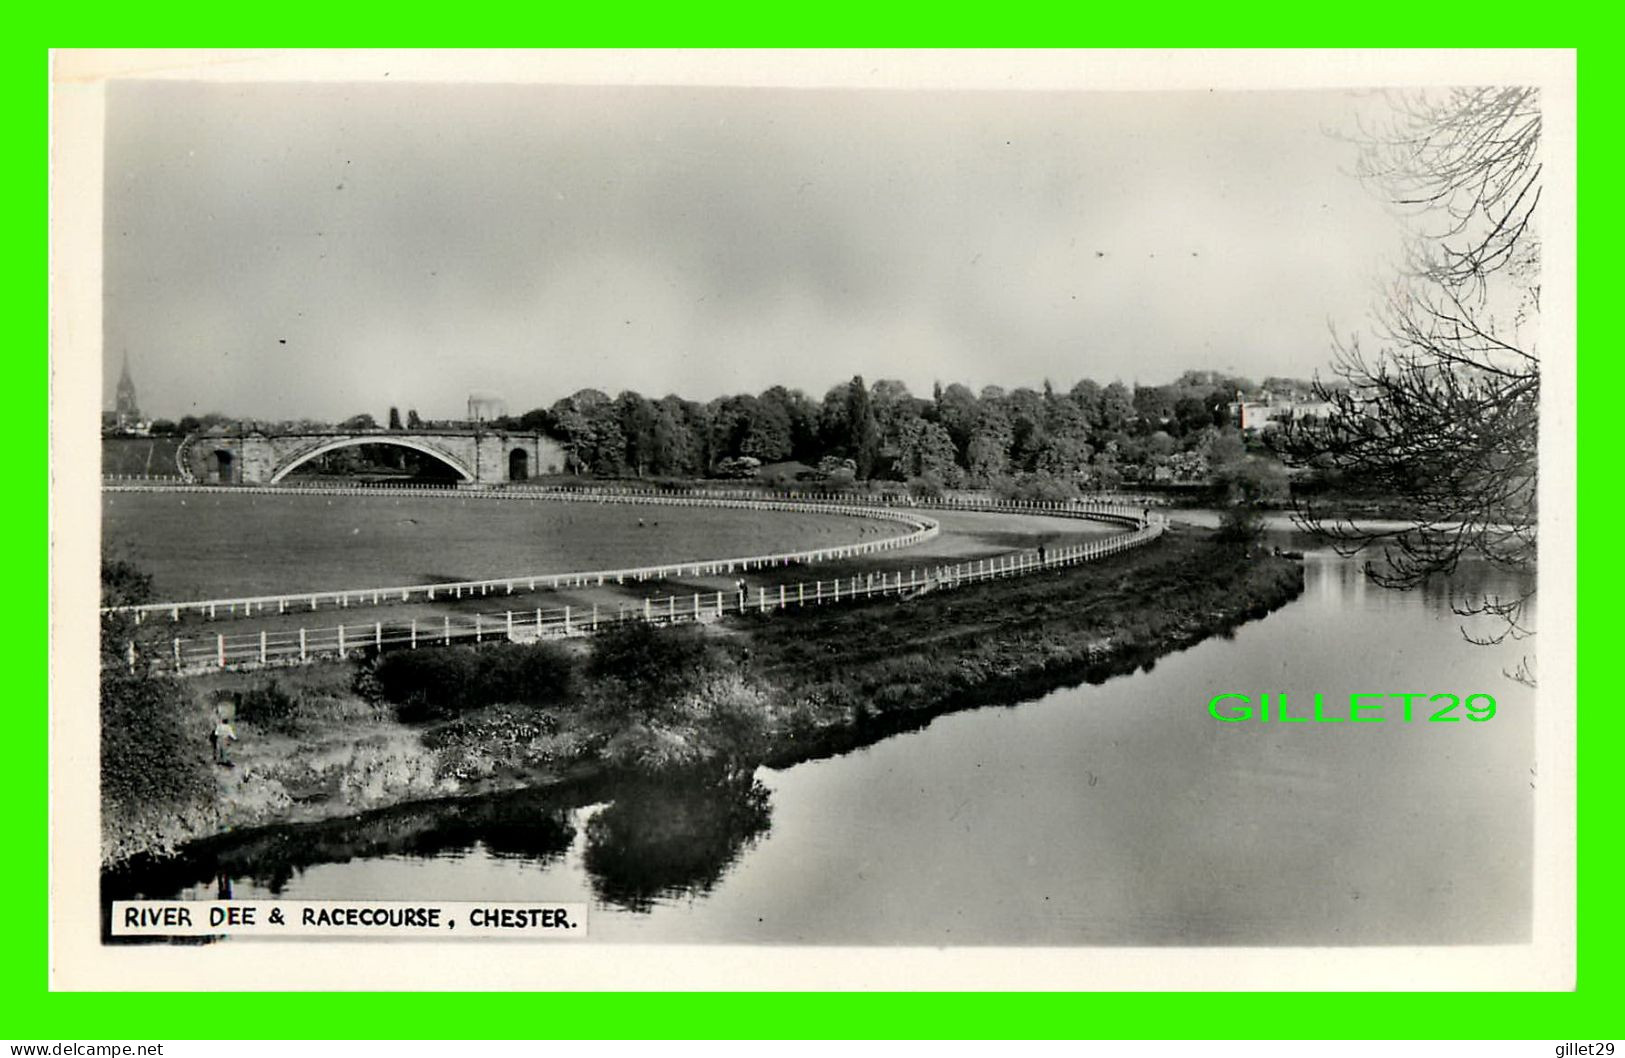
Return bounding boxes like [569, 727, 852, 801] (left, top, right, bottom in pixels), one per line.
[105, 773, 776, 923]
[583, 777, 772, 912]
[105, 788, 581, 904]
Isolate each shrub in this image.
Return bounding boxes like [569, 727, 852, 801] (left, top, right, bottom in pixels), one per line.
[374, 642, 576, 721]
[907, 472, 946, 500]
[1215, 503, 1266, 546]
[237, 679, 299, 731]
[100, 668, 216, 863]
[479, 642, 575, 706]
[375, 646, 481, 720]
[588, 621, 716, 699]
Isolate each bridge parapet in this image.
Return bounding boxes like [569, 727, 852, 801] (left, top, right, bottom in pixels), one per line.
[178, 430, 566, 485]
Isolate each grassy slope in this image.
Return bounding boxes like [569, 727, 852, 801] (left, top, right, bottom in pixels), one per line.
[733, 527, 1305, 764]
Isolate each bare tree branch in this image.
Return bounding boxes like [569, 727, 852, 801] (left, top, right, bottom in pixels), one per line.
[1277, 87, 1540, 673]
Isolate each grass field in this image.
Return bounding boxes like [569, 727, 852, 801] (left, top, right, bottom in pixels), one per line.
[102, 437, 183, 477]
[102, 491, 914, 602]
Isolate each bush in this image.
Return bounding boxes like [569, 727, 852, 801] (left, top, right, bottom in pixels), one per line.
[907, 472, 946, 500]
[374, 642, 576, 722]
[100, 669, 216, 858]
[587, 621, 719, 715]
[480, 642, 576, 706]
[375, 646, 481, 720]
[1215, 503, 1266, 546]
[237, 679, 299, 731]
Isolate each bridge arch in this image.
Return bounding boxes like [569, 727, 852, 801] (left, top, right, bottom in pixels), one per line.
[268, 435, 475, 484]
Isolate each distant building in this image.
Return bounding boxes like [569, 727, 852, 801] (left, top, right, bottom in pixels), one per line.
[108, 352, 149, 434]
[1227, 388, 1335, 433]
[467, 392, 508, 423]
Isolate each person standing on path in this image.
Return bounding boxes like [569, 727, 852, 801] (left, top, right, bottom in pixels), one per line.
[211, 714, 237, 766]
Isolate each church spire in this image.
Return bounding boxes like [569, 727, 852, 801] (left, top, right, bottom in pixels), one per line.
[115, 349, 140, 427]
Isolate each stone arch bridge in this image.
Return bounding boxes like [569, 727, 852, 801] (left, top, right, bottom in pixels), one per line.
[181, 429, 567, 486]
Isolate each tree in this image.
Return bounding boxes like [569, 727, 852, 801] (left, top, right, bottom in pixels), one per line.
[843, 375, 881, 478]
[868, 379, 919, 461]
[758, 386, 821, 463]
[649, 396, 696, 476]
[1034, 434, 1092, 477]
[549, 390, 621, 475]
[965, 405, 1013, 484]
[1274, 87, 1541, 674]
[341, 413, 378, 431]
[388, 406, 403, 430]
[711, 395, 792, 465]
[100, 559, 214, 863]
[1212, 454, 1288, 545]
[1005, 387, 1047, 471]
[896, 418, 961, 483]
[933, 382, 981, 463]
[1132, 384, 1177, 432]
[615, 391, 657, 477]
[406, 408, 423, 429]
[1173, 396, 1212, 437]
[1098, 382, 1134, 435]
[1069, 378, 1102, 424]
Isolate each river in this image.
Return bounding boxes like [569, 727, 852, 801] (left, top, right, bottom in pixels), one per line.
[106, 525, 1535, 946]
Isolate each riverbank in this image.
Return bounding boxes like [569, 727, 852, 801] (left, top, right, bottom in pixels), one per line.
[102, 526, 1303, 869]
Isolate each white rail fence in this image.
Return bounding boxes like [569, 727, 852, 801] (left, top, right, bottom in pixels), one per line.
[101, 485, 1150, 624]
[132, 519, 1164, 674]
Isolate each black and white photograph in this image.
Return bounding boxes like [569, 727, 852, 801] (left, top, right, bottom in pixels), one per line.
[51, 49, 1575, 989]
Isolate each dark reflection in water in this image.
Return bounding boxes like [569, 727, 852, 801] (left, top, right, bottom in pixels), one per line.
[103, 773, 776, 934]
[104, 785, 584, 912]
[583, 777, 772, 912]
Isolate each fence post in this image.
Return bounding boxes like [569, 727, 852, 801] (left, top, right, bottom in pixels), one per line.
[337, 625, 345, 656]
[506, 611, 514, 638]
[592, 604, 599, 630]
[172, 639, 182, 669]
[410, 619, 417, 649]
[299, 628, 307, 661]
[759, 587, 768, 612]
[779, 584, 786, 609]
[644, 598, 652, 622]
[217, 634, 226, 668]
[126, 641, 136, 672]
[563, 606, 571, 634]
[444, 615, 451, 644]
[260, 630, 268, 664]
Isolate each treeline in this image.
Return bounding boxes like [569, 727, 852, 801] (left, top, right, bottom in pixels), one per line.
[488, 369, 1305, 491]
[148, 369, 1324, 492]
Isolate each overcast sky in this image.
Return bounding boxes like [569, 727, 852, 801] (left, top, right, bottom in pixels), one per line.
[103, 81, 1409, 422]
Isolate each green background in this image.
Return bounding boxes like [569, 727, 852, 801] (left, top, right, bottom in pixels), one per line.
[16, 39, 1607, 1038]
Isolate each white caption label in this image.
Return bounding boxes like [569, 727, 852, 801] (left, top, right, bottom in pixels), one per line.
[111, 900, 589, 938]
